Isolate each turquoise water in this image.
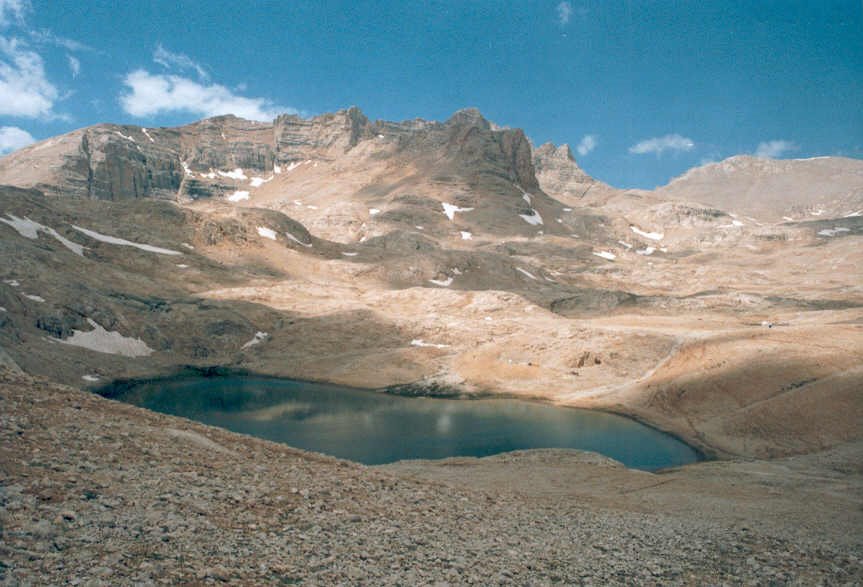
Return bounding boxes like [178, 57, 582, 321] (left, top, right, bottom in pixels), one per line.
[103, 375, 702, 470]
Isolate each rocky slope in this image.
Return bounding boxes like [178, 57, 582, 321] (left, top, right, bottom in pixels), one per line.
[2, 370, 860, 585]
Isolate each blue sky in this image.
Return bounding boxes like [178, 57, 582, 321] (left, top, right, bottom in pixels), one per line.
[0, 0, 860, 188]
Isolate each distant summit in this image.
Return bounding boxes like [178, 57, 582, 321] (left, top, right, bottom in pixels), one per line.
[658, 155, 863, 221]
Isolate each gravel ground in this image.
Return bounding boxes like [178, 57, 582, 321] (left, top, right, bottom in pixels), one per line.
[1, 369, 860, 585]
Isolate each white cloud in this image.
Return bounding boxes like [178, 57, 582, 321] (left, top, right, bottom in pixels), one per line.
[153, 44, 208, 81]
[29, 28, 93, 52]
[120, 69, 294, 122]
[629, 134, 695, 156]
[0, 125, 34, 153]
[576, 134, 597, 156]
[0, 36, 58, 118]
[0, 0, 28, 28]
[556, 1, 572, 25]
[67, 53, 79, 78]
[754, 140, 797, 159]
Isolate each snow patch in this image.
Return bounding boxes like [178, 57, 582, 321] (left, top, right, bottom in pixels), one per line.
[227, 190, 250, 202]
[82, 375, 100, 382]
[114, 131, 136, 143]
[563, 207, 572, 212]
[1, 214, 44, 239]
[844, 210, 861, 218]
[782, 216, 794, 222]
[442, 203, 474, 221]
[256, 226, 277, 240]
[618, 240, 633, 249]
[818, 227, 851, 237]
[273, 164, 282, 174]
[415, 225, 424, 230]
[141, 128, 155, 143]
[40, 226, 84, 255]
[176, 264, 189, 269]
[429, 276, 453, 287]
[0, 307, 5, 312]
[181, 242, 195, 250]
[811, 209, 824, 216]
[369, 208, 381, 216]
[460, 231, 472, 240]
[285, 161, 303, 172]
[286, 232, 313, 247]
[516, 267, 537, 280]
[0, 214, 85, 255]
[341, 252, 358, 257]
[522, 193, 531, 205]
[592, 251, 616, 261]
[249, 176, 273, 188]
[217, 168, 247, 180]
[57, 318, 153, 357]
[3, 279, 19, 287]
[519, 210, 543, 226]
[242, 331, 269, 349]
[24, 294, 44, 302]
[636, 246, 656, 256]
[410, 339, 449, 349]
[630, 226, 663, 241]
[72, 226, 182, 255]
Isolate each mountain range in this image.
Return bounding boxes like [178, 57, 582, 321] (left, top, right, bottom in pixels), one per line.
[0, 107, 861, 460]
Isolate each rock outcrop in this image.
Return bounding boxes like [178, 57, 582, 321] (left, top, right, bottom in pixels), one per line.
[532, 142, 613, 204]
[0, 107, 545, 209]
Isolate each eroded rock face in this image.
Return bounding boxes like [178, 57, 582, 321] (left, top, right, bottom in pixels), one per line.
[0, 107, 546, 207]
[532, 142, 603, 202]
[275, 106, 373, 162]
[0, 125, 184, 201]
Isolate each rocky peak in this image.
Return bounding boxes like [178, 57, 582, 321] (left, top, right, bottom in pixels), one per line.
[445, 108, 491, 131]
[532, 141, 603, 203]
[534, 142, 575, 162]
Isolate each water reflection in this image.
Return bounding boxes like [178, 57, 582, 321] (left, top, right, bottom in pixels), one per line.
[107, 375, 702, 470]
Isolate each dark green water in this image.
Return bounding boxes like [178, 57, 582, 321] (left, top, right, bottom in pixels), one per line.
[103, 375, 702, 470]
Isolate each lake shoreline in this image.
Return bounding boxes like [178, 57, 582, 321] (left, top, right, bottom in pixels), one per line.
[94, 369, 706, 470]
